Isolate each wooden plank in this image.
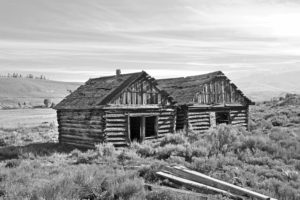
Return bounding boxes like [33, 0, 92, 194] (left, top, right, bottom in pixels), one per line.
[156, 172, 240, 199]
[141, 117, 145, 141]
[163, 166, 275, 200]
[127, 115, 131, 142]
[144, 184, 208, 200]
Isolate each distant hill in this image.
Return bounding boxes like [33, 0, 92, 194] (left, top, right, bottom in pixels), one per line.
[0, 78, 81, 109]
[232, 70, 300, 102]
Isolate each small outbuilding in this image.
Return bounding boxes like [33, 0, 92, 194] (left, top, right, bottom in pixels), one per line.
[55, 71, 176, 148]
[157, 71, 255, 133]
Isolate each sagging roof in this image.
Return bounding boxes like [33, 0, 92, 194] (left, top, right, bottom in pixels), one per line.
[55, 70, 254, 110]
[157, 71, 254, 105]
[55, 71, 146, 109]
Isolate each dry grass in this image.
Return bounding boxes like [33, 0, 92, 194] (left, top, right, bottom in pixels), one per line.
[1, 97, 300, 199]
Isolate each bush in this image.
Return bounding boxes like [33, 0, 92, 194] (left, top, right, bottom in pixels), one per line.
[205, 124, 239, 156]
[136, 143, 156, 157]
[146, 190, 176, 200]
[5, 159, 21, 168]
[95, 143, 116, 157]
[159, 132, 187, 147]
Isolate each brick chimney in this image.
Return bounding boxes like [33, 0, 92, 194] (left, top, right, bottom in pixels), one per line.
[116, 69, 121, 77]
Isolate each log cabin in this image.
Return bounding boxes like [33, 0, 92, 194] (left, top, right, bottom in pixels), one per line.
[157, 71, 255, 133]
[55, 70, 254, 148]
[55, 70, 176, 148]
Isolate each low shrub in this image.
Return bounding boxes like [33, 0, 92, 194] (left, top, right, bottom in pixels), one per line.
[159, 132, 187, 147]
[5, 159, 21, 168]
[95, 143, 116, 157]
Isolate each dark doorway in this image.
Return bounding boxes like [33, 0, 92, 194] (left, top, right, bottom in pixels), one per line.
[216, 112, 230, 125]
[130, 117, 141, 142]
[145, 116, 156, 137]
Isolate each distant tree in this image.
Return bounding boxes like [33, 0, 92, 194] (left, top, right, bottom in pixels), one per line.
[44, 99, 52, 108]
[67, 89, 73, 94]
[27, 74, 34, 79]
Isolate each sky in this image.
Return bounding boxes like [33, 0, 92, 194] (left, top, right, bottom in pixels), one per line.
[0, 0, 300, 82]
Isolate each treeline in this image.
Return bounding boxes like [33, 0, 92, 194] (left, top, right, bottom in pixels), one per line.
[0, 73, 47, 80]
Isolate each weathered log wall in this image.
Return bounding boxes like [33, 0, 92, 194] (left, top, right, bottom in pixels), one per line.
[230, 108, 248, 129]
[57, 109, 105, 148]
[187, 110, 211, 133]
[104, 108, 176, 146]
[185, 106, 249, 133]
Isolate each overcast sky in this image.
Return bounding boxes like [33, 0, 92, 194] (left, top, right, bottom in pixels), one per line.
[0, 0, 300, 82]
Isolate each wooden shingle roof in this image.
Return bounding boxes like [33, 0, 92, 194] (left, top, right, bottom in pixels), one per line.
[157, 71, 254, 105]
[55, 71, 146, 109]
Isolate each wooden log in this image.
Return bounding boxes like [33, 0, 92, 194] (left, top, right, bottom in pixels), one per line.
[60, 141, 95, 149]
[144, 184, 208, 200]
[232, 123, 247, 127]
[60, 127, 103, 133]
[230, 110, 246, 113]
[159, 116, 173, 120]
[156, 172, 241, 199]
[163, 166, 276, 200]
[188, 115, 210, 119]
[159, 124, 173, 129]
[59, 123, 103, 129]
[60, 134, 102, 142]
[106, 137, 127, 142]
[60, 138, 97, 146]
[158, 121, 173, 125]
[105, 127, 126, 132]
[58, 120, 104, 125]
[230, 114, 246, 118]
[231, 120, 246, 124]
[106, 118, 126, 123]
[158, 129, 171, 134]
[106, 132, 126, 137]
[230, 117, 247, 121]
[60, 131, 103, 139]
[105, 114, 125, 118]
[105, 123, 126, 128]
[189, 122, 210, 126]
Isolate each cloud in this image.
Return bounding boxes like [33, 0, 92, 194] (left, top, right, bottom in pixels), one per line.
[0, 0, 300, 82]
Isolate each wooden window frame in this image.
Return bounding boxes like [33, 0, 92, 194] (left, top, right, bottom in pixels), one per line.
[127, 114, 158, 142]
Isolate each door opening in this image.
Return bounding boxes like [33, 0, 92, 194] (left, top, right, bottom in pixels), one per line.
[216, 112, 230, 125]
[145, 116, 156, 137]
[130, 117, 141, 142]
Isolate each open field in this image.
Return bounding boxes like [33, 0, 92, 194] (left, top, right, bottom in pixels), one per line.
[0, 108, 57, 128]
[0, 78, 81, 109]
[0, 96, 300, 200]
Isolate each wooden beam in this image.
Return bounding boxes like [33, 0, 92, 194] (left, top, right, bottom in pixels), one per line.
[156, 172, 241, 199]
[163, 166, 276, 200]
[144, 184, 208, 200]
[140, 117, 145, 142]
